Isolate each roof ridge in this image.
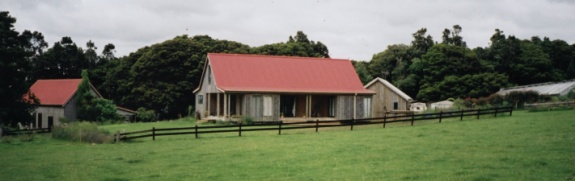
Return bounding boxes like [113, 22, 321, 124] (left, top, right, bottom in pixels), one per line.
[208, 53, 349, 61]
[502, 79, 575, 90]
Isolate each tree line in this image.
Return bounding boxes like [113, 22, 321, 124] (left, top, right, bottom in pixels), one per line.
[0, 11, 330, 125]
[2, 11, 574, 126]
[355, 25, 575, 102]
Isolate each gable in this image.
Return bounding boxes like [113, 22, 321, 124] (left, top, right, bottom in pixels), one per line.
[364, 77, 412, 101]
[196, 53, 373, 94]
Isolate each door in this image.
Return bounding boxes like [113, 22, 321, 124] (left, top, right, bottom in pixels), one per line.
[48, 116, 54, 129]
[38, 113, 43, 128]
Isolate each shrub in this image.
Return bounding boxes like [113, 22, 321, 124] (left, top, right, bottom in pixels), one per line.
[241, 116, 254, 125]
[136, 107, 157, 122]
[567, 88, 575, 99]
[487, 94, 504, 106]
[476, 97, 489, 107]
[505, 90, 541, 109]
[1, 132, 37, 145]
[51, 122, 112, 144]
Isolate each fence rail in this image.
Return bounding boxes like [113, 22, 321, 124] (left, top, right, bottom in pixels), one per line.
[1, 128, 51, 136]
[115, 107, 513, 142]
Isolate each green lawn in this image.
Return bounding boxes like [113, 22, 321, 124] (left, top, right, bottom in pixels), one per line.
[1, 110, 574, 180]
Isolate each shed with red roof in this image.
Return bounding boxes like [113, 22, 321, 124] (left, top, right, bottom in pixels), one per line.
[27, 79, 134, 128]
[193, 53, 374, 122]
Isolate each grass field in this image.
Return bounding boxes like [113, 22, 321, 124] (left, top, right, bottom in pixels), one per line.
[1, 110, 574, 180]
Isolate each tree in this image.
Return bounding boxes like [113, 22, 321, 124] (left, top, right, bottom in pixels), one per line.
[76, 70, 97, 121]
[352, 61, 373, 84]
[0, 11, 38, 127]
[508, 40, 554, 85]
[76, 70, 119, 123]
[85, 40, 98, 68]
[411, 28, 434, 58]
[107, 35, 250, 119]
[33, 36, 88, 79]
[441, 25, 466, 47]
[532, 38, 573, 80]
[252, 31, 330, 58]
[88, 43, 117, 97]
[368, 44, 411, 81]
[416, 43, 502, 101]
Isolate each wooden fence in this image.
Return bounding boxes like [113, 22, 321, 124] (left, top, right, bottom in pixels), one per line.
[525, 101, 575, 109]
[1, 128, 51, 136]
[115, 107, 513, 142]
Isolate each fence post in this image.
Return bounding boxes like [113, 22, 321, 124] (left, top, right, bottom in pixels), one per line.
[115, 131, 120, 143]
[278, 121, 282, 135]
[509, 107, 513, 116]
[351, 118, 354, 131]
[195, 125, 198, 139]
[411, 113, 415, 126]
[239, 123, 242, 137]
[383, 115, 387, 128]
[494, 107, 498, 117]
[477, 108, 481, 119]
[439, 111, 443, 123]
[460, 109, 464, 121]
[152, 127, 155, 141]
[315, 119, 319, 133]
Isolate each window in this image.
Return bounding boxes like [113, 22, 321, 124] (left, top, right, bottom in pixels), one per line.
[197, 95, 203, 104]
[263, 96, 273, 116]
[363, 97, 372, 117]
[253, 95, 262, 117]
[393, 102, 399, 110]
[328, 97, 336, 117]
[207, 67, 212, 84]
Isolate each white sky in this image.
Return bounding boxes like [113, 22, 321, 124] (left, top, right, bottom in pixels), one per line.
[2, 0, 574, 61]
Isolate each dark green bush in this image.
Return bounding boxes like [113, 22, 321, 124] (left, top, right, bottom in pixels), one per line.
[241, 116, 254, 125]
[51, 122, 112, 144]
[136, 107, 157, 122]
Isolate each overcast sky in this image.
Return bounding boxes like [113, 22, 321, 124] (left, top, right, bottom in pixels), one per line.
[2, 0, 574, 61]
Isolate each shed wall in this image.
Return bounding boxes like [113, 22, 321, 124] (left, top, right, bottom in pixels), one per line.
[34, 106, 65, 128]
[367, 81, 410, 117]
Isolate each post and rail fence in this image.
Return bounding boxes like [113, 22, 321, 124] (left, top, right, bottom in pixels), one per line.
[114, 107, 513, 142]
[1, 127, 51, 136]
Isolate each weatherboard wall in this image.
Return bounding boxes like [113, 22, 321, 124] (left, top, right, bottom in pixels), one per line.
[366, 80, 410, 117]
[195, 64, 221, 118]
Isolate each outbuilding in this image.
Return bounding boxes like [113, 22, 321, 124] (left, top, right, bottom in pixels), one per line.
[364, 78, 413, 117]
[27, 79, 135, 128]
[430, 100, 454, 110]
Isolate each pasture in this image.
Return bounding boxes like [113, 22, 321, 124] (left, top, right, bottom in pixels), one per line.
[1, 110, 574, 180]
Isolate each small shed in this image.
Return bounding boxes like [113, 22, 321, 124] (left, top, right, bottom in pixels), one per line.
[364, 78, 413, 117]
[28, 79, 135, 128]
[409, 102, 427, 112]
[430, 100, 453, 110]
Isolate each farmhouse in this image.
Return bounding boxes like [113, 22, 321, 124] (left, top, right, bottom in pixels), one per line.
[193, 53, 374, 122]
[363, 78, 413, 117]
[496, 79, 575, 96]
[28, 79, 135, 128]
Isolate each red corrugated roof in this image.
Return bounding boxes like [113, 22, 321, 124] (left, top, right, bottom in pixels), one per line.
[28, 79, 92, 106]
[205, 53, 373, 94]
